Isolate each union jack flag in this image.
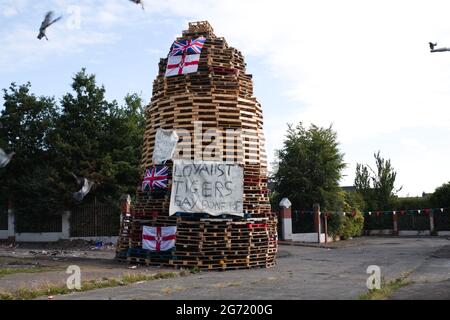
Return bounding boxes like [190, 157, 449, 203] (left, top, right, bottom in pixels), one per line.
[169, 37, 206, 56]
[141, 166, 169, 192]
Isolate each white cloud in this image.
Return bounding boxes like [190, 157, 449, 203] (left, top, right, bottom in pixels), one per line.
[0, 0, 30, 17]
[151, 0, 450, 195]
[1, 6, 18, 17]
[0, 24, 119, 72]
[3, 0, 450, 196]
[0, 0, 135, 72]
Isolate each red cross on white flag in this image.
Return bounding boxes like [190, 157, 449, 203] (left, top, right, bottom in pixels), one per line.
[142, 226, 177, 252]
[165, 54, 200, 77]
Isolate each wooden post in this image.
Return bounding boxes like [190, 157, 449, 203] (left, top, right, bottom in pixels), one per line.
[313, 203, 321, 243]
[120, 194, 132, 214]
[324, 213, 328, 243]
[94, 196, 98, 238]
[6, 200, 15, 243]
[429, 209, 435, 235]
[120, 194, 132, 231]
[393, 212, 398, 236]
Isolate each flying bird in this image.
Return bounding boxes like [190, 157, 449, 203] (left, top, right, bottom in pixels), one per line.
[0, 148, 15, 168]
[37, 11, 62, 40]
[72, 173, 95, 202]
[129, 0, 145, 10]
[430, 42, 450, 53]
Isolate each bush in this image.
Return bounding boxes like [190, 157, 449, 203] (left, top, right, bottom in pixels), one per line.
[430, 182, 450, 208]
[393, 197, 431, 210]
[325, 191, 365, 240]
[326, 214, 343, 238]
[327, 211, 364, 240]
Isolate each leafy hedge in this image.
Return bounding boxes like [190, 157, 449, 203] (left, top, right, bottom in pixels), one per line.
[327, 212, 364, 240]
[393, 197, 431, 210]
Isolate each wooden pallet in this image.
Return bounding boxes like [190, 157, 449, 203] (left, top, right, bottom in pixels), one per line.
[117, 21, 277, 271]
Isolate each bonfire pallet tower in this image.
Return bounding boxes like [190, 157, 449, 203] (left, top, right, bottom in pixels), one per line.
[116, 21, 278, 270]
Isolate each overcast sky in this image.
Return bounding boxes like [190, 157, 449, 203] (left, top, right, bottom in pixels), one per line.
[1, 0, 450, 197]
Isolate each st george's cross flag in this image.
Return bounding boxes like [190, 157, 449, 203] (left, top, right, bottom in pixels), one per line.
[141, 166, 169, 192]
[169, 37, 206, 56]
[165, 54, 200, 77]
[142, 226, 177, 251]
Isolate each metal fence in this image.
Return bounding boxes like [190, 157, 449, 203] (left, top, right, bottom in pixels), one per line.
[292, 210, 315, 233]
[15, 212, 62, 233]
[364, 210, 450, 231]
[0, 205, 7, 230]
[434, 209, 450, 231]
[364, 214, 394, 230]
[70, 203, 120, 237]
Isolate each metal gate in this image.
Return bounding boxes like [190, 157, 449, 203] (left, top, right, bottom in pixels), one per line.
[0, 205, 7, 230]
[70, 203, 120, 237]
[15, 212, 62, 233]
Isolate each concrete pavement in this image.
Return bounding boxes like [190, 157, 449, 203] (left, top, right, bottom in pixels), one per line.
[48, 237, 450, 300]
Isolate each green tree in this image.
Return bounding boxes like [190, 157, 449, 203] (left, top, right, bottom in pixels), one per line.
[355, 151, 401, 210]
[50, 69, 145, 205]
[430, 182, 450, 208]
[272, 123, 346, 211]
[1, 69, 146, 229]
[102, 93, 145, 199]
[0, 83, 61, 217]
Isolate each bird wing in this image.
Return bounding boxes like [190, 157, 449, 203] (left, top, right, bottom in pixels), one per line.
[72, 178, 93, 202]
[42, 11, 53, 26]
[81, 178, 94, 195]
[70, 172, 84, 186]
[49, 15, 63, 26]
[0, 148, 13, 167]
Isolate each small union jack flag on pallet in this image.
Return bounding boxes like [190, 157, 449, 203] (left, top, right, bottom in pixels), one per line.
[141, 166, 169, 192]
[169, 37, 206, 56]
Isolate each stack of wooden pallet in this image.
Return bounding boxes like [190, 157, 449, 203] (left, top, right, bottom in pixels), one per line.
[125, 214, 277, 270]
[115, 213, 133, 262]
[170, 216, 278, 270]
[140, 21, 269, 216]
[117, 21, 277, 270]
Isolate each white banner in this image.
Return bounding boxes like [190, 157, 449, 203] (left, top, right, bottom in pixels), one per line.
[152, 128, 179, 164]
[170, 160, 244, 217]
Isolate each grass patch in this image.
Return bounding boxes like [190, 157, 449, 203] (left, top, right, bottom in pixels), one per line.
[0, 267, 58, 279]
[189, 267, 201, 274]
[0, 271, 182, 300]
[359, 272, 413, 300]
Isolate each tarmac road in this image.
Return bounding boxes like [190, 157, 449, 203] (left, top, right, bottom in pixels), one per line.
[48, 237, 450, 300]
